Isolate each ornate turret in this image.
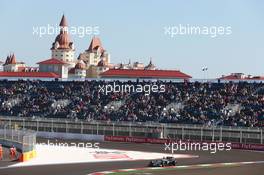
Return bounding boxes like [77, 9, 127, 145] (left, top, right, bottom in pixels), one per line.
[51, 15, 75, 64]
[145, 58, 156, 70]
[87, 37, 104, 54]
[51, 15, 73, 50]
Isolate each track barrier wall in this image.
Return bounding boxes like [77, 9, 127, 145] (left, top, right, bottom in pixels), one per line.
[1, 117, 263, 144]
[37, 131, 104, 141]
[104, 135, 264, 151]
[1, 117, 263, 152]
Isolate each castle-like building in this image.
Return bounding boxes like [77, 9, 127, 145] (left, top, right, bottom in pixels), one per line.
[0, 15, 192, 80]
[1, 15, 113, 79]
[37, 15, 113, 79]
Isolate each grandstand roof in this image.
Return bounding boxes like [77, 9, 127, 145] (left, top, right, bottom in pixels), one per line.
[0, 72, 60, 78]
[37, 58, 68, 65]
[100, 69, 192, 79]
[220, 73, 264, 80]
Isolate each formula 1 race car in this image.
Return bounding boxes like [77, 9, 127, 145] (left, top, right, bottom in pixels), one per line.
[148, 157, 177, 167]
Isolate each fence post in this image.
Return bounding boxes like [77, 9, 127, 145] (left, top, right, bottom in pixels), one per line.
[182, 127, 184, 140]
[81, 122, 83, 134]
[22, 135, 25, 154]
[261, 129, 263, 144]
[96, 123, 99, 135]
[65, 121, 68, 133]
[129, 123, 132, 137]
[37, 120, 39, 132]
[51, 119, 54, 132]
[212, 127, 215, 141]
[200, 127, 203, 141]
[161, 124, 164, 139]
[23, 119, 25, 130]
[220, 127, 222, 142]
[11, 128, 14, 140]
[240, 130, 243, 143]
[4, 125, 6, 139]
[113, 123, 115, 136]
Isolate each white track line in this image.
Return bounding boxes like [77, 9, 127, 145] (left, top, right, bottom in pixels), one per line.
[88, 161, 264, 175]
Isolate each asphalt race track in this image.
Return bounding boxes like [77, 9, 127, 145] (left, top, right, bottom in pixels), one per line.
[0, 139, 264, 175]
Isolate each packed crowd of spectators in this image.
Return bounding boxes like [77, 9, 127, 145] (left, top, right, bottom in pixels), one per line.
[0, 80, 263, 127]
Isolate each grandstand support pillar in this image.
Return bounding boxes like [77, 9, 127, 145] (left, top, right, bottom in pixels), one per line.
[96, 123, 99, 135]
[36, 120, 39, 132]
[81, 122, 83, 134]
[164, 125, 167, 139]
[161, 124, 167, 139]
[220, 127, 222, 142]
[129, 123, 132, 137]
[212, 127, 215, 141]
[112, 124, 115, 136]
[182, 127, 184, 140]
[23, 119, 25, 130]
[65, 121, 68, 133]
[200, 128, 203, 141]
[4, 124, 7, 139]
[240, 130, 243, 143]
[261, 129, 263, 144]
[145, 125, 148, 137]
[11, 128, 14, 140]
[51, 119, 54, 132]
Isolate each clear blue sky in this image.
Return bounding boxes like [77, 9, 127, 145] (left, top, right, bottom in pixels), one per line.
[0, 0, 263, 78]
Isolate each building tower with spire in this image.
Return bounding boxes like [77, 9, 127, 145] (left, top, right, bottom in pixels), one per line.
[51, 15, 75, 67]
[77, 36, 111, 77]
[78, 37, 110, 67]
[145, 57, 156, 70]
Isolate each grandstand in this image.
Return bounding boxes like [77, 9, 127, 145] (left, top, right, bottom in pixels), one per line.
[0, 80, 263, 127]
